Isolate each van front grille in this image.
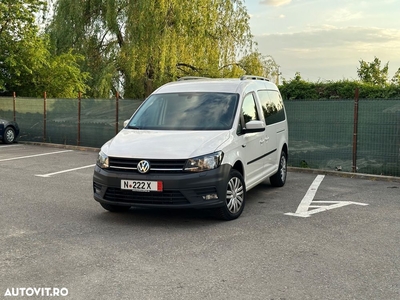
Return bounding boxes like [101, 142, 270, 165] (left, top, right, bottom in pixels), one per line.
[108, 157, 186, 173]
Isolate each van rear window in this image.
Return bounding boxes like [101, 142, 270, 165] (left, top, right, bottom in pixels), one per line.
[257, 90, 286, 125]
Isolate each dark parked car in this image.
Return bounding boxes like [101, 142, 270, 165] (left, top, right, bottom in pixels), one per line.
[0, 118, 19, 144]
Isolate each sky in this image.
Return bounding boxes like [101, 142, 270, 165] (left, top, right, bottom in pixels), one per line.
[246, 0, 400, 83]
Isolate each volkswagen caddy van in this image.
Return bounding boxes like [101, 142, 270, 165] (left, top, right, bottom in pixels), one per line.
[93, 76, 288, 220]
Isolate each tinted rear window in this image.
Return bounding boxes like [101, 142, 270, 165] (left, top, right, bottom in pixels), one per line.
[257, 90, 286, 125]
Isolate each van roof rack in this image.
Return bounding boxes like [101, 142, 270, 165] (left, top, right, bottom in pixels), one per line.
[177, 76, 209, 81]
[240, 75, 269, 81]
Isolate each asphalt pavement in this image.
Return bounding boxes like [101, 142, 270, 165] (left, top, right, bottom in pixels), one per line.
[0, 143, 399, 300]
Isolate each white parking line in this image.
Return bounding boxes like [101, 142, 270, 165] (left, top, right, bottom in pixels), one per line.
[285, 174, 368, 217]
[0, 150, 73, 162]
[35, 164, 96, 177]
[294, 174, 325, 214]
[0, 144, 22, 148]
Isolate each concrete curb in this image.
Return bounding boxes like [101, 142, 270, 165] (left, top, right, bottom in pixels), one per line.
[18, 141, 100, 152]
[287, 167, 400, 183]
[18, 141, 400, 183]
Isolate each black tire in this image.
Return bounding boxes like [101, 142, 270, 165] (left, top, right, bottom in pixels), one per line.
[3, 127, 15, 144]
[270, 151, 287, 187]
[100, 203, 131, 212]
[216, 169, 246, 221]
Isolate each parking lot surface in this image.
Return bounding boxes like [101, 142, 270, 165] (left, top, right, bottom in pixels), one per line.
[1, 143, 399, 299]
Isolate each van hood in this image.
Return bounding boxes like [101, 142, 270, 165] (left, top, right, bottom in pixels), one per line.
[102, 129, 231, 159]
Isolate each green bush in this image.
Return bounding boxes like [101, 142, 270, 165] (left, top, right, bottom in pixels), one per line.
[279, 75, 400, 100]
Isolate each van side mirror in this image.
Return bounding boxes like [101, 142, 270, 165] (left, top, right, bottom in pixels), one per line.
[243, 120, 265, 133]
[123, 119, 129, 127]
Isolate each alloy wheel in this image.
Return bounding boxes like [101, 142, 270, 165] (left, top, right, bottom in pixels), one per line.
[226, 177, 244, 214]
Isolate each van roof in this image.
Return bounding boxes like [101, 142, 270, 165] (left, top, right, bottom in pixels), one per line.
[153, 77, 278, 95]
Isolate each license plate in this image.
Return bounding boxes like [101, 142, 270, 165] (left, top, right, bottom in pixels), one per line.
[121, 180, 163, 192]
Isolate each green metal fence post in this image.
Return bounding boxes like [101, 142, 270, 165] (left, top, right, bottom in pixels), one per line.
[43, 91, 47, 142]
[78, 91, 81, 146]
[352, 88, 359, 173]
[13, 92, 16, 122]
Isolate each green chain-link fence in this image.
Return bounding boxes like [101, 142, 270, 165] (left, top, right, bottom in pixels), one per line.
[285, 99, 400, 176]
[1, 96, 399, 176]
[0, 97, 141, 148]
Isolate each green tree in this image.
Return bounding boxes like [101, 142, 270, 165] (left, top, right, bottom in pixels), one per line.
[0, 0, 89, 97]
[0, 0, 44, 91]
[237, 53, 280, 83]
[391, 68, 400, 85]
[357, 57, 389, 86]
[32, 48, 90, 98]
[48, 0, 268, 99]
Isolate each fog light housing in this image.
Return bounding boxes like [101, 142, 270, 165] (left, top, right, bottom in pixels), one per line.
[93, 183, 102, 194]
[202, 193, 218, 200]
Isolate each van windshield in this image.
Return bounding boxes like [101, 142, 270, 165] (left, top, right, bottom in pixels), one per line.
[127, 92, 239, 130]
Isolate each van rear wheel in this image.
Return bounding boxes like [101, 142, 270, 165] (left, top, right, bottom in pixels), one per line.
[270, 151, 287, 187]
[216, 170, 245, 220]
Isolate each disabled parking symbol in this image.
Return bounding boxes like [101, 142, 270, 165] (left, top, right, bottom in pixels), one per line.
[285, 175, 368, 218]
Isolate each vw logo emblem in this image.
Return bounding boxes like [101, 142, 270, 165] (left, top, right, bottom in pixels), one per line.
[137, 160, 150, 174]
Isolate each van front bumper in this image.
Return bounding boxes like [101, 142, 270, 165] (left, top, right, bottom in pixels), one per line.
[93, 164, 231, 209]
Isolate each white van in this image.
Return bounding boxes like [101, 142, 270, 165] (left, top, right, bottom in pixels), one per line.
[93, 76, 288, 220]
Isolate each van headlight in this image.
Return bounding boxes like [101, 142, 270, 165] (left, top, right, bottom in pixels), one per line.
[184, 151, 224, 172]
[97, 151, 109, 169]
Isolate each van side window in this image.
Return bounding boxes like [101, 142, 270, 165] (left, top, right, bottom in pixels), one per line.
[237, 93, 260, 135]
[242, 93, 260, 123]
[257, 90, 285, 125]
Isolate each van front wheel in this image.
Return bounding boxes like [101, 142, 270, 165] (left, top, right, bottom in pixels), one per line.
[217, 170, 246, 220]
